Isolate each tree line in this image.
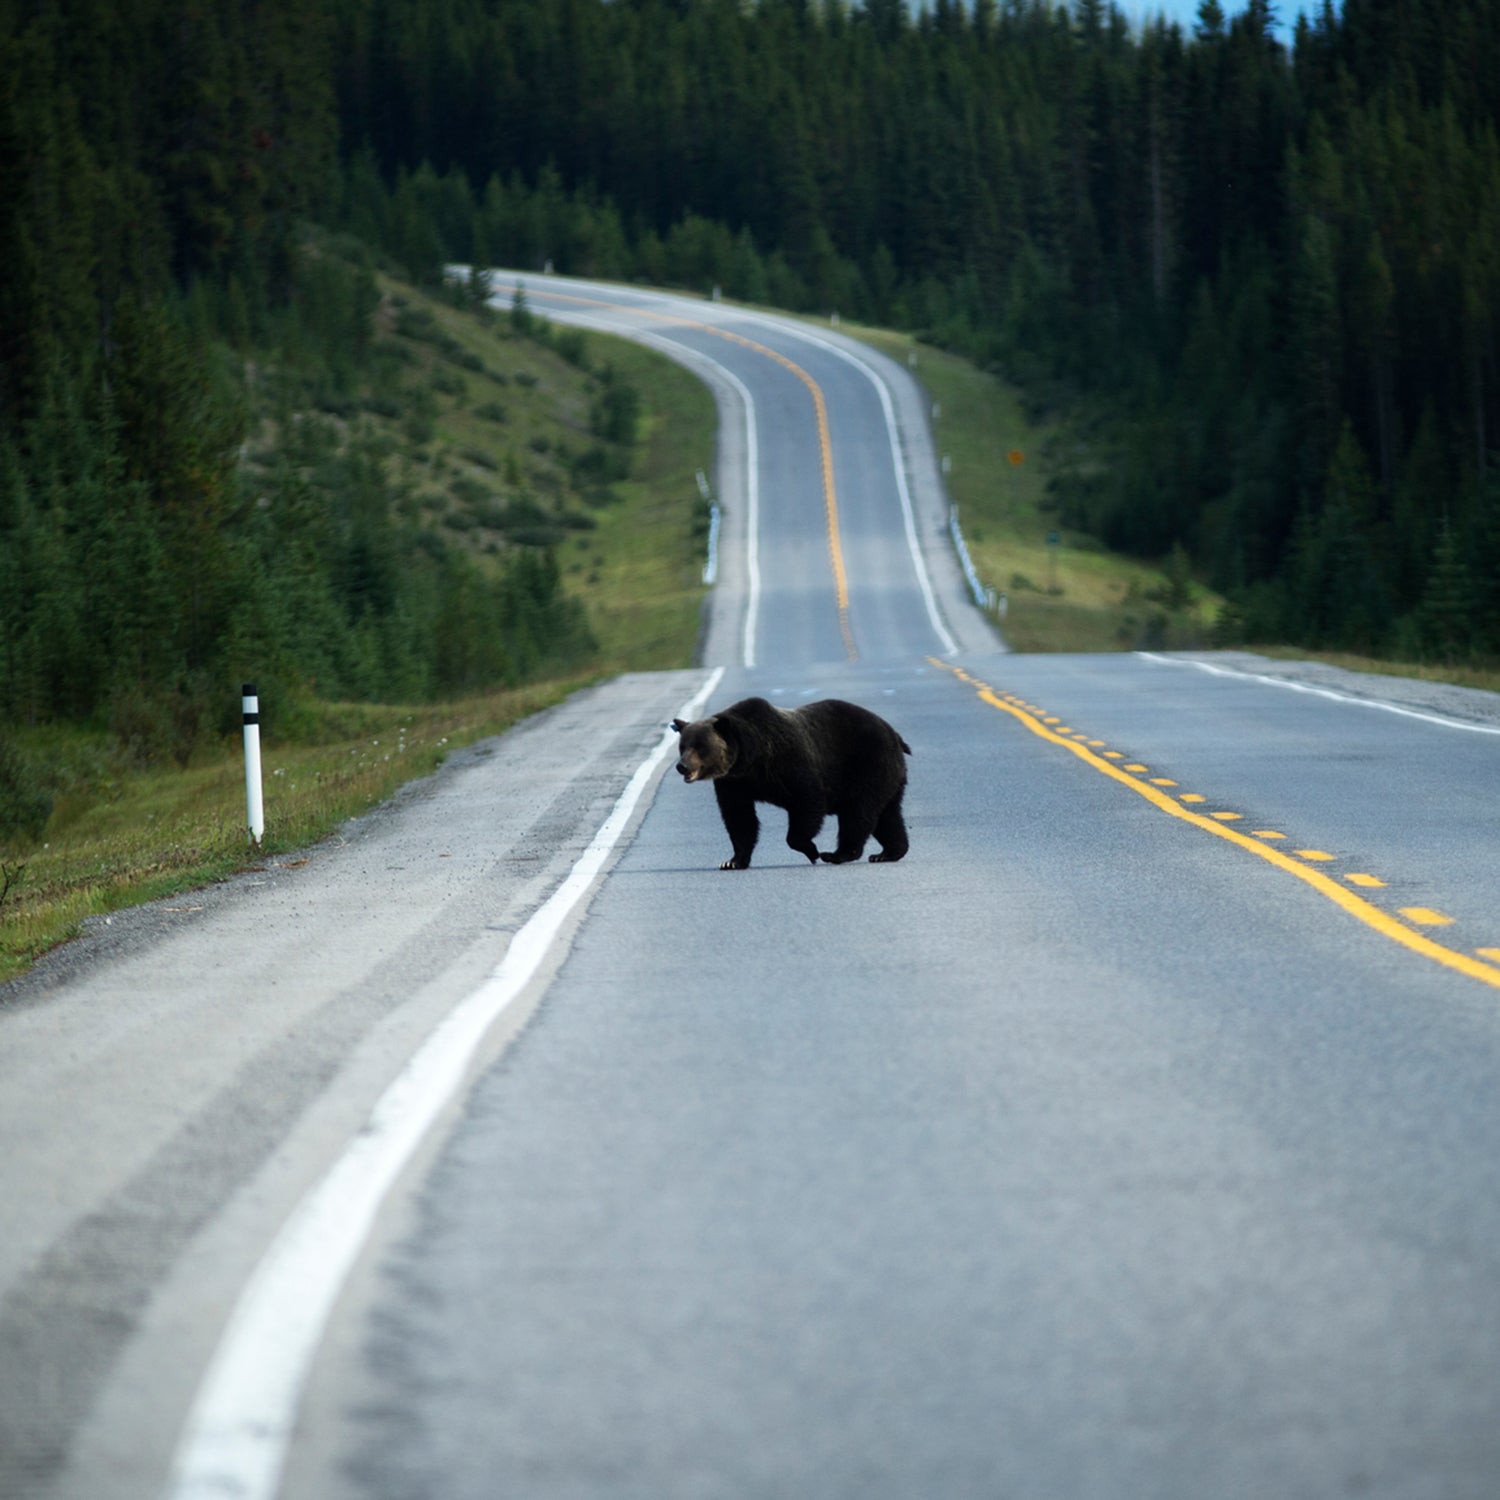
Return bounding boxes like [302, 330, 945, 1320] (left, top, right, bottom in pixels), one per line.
[330, 0, 1500, 660]
[0, 247, 593, 752]
[0, 0, 591, 761]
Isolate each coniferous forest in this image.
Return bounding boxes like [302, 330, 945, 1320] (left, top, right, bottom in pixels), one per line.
[5, 0, 1500, 759]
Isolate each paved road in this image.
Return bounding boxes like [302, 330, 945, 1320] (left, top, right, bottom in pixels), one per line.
[4, 278, 1500, 1500]
[309, 655, 1500, 1500]
[474, 275, 996, 667]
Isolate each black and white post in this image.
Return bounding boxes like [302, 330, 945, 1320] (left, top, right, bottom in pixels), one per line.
[242, 683, 264, 845]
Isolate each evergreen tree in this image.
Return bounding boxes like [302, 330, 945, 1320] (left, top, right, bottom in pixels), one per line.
[1417, 514, 1475, 662]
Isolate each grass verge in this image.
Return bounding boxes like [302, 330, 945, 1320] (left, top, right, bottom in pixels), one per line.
[0, 682, 590, 985]
[1249, 647, 1500, 696]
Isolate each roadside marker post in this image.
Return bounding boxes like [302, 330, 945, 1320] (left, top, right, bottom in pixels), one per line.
[242, 683, 264, 845]
[698, 468, 721, 585]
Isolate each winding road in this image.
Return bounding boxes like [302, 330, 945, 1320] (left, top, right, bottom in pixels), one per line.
[4, 277, 1500, 1500]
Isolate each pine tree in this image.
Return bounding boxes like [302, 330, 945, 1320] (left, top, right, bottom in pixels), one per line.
[1417, 514, 1475, 662]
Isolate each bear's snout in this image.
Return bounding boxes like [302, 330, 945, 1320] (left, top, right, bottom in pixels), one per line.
[674, 723, 730, 784]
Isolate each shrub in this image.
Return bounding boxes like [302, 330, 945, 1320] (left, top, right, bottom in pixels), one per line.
[0, 734, 52, 844]
[109, 678, 215, 769]
[450, 476, 494, 507]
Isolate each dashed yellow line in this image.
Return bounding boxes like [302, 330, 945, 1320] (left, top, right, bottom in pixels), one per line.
[1401, 907, 1455, 927]
[930, 659, 1500, 992]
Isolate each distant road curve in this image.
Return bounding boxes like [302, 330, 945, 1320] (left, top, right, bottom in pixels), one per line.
[474, 268, 1003, 666]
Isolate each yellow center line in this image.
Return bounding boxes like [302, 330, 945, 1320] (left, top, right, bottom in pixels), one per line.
[711, 326, 856, 660]
[519, 286, 856, 660]
[930, 659, 1500, 992]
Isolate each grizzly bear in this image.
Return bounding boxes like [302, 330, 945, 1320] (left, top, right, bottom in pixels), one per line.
[670, 696, 911, 870]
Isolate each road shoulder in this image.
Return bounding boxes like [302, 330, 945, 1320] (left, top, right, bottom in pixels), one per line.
[0, 669, 707, 1500]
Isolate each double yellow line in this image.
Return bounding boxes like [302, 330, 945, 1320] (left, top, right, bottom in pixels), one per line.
[521, 287, 856, 660]
[934, 658, 1500, 992]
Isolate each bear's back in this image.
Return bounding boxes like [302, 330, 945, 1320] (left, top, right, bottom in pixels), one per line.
[790, 699, 909, 792]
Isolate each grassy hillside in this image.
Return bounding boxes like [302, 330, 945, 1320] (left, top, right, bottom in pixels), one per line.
[0, 270, 715, 983]
[248, 261, 717, 675]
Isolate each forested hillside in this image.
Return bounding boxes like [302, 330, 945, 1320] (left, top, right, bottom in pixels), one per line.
[0, 0, 595, 768]
[328, 0, 1500, 659]
[4, 0, 1500, 776]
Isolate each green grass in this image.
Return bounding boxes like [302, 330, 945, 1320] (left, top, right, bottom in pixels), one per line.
[553, 339, 716, 671]
[324, 274, 716, 666]
[0, 682, 590, 984]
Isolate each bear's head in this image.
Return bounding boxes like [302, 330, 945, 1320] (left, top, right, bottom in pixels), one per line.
[671, 715, 737, 782]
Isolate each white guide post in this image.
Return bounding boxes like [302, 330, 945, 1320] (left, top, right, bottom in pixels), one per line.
[242, 683, 264, 845]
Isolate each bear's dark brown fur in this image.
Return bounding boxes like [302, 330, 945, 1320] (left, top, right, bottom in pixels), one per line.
[670, 696, 911, 870]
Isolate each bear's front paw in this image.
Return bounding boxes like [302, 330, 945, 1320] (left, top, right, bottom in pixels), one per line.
[719, 856, 750, 870]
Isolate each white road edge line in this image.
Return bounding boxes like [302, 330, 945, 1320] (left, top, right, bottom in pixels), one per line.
[1138, 651, 1500, 736]
[742, 362, 761, 670]
[678, 337, 759, 671]
[165, 665, 726, 1500]
[454, 271, 762, 670]
[544, 308, 763, 671]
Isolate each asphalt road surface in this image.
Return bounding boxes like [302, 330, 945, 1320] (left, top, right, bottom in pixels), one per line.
[3, 277, 1500, 1500]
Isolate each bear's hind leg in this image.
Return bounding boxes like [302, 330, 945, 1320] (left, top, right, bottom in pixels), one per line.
[869, 790, 908, 863]
[820, 806, 877, 865]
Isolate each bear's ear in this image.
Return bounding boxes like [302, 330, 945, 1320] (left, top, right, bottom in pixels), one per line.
[670, 718, 688, 734]
[713, 714, 753, 769]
